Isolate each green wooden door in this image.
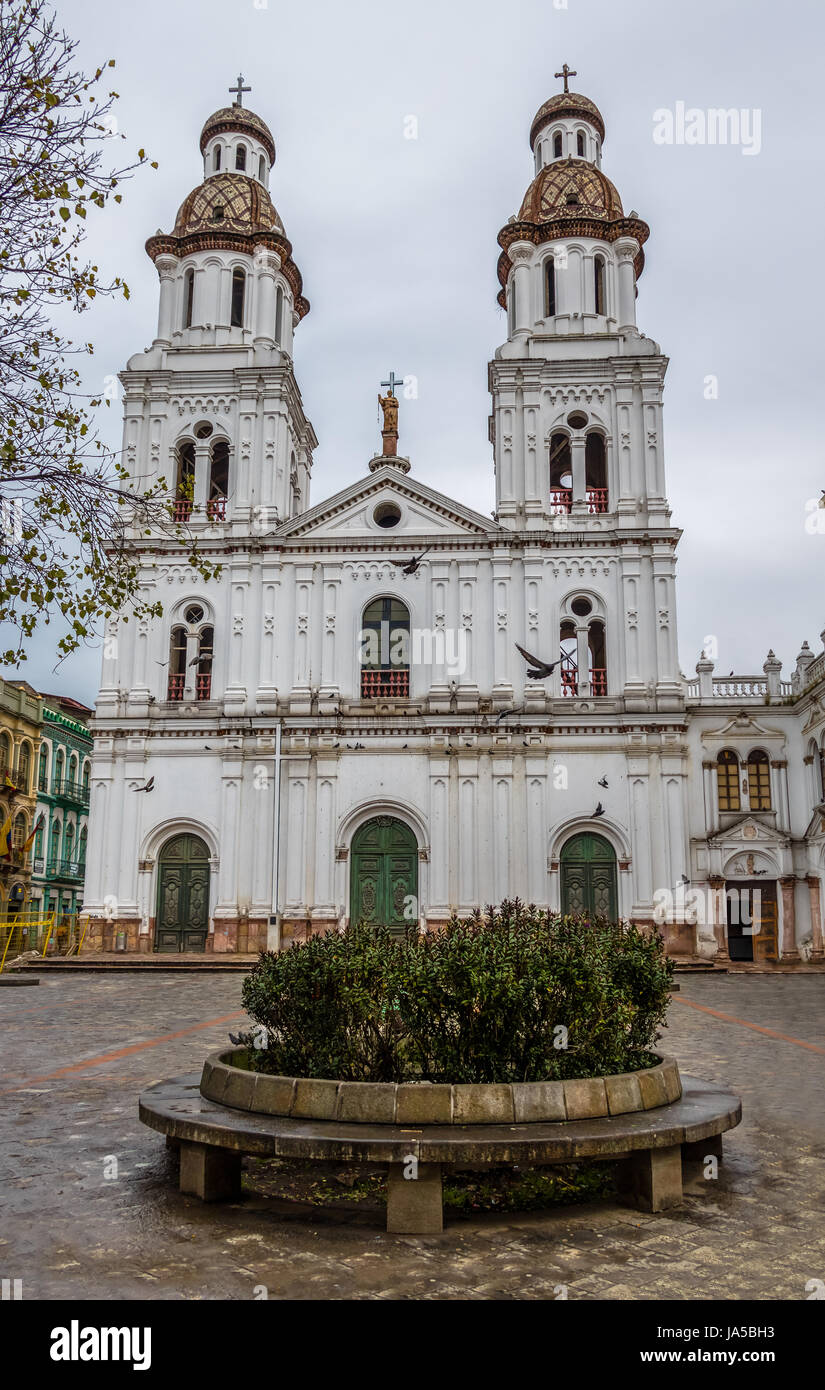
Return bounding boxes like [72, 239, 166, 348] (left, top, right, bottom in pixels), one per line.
[155, 834, 210, 952]
[350, 817, 418, 935]
[560, 832, 617, 920]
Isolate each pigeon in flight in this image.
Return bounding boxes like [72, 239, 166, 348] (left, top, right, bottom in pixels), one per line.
[515, 643, 558, 679]
[389, 547, 433, 575]
[132, 777, 155, 793]
[593, 802, 605, 818]
[495, 706, 523, 723]
[597, 776, 609, 788]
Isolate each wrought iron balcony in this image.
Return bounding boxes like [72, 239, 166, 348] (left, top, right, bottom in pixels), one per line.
[50, 777, 90, 806]
[0, 764, 27, 792]
[44, 857, 85, 882]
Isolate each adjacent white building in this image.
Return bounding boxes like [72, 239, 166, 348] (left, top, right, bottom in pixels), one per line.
[82, 85, 825, 966]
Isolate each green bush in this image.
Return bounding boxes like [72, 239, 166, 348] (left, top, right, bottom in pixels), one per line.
[239, 901, 673, 1084]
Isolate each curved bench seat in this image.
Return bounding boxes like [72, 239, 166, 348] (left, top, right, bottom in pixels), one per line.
[139, 1073, 742, 1234]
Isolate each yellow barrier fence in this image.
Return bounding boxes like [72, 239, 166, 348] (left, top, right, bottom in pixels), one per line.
[0, 912, 89, 971]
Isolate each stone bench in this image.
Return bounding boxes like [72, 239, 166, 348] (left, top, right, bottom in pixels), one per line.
[139, 1071, 741, 1234]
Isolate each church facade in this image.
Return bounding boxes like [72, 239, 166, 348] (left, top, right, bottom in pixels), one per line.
[82, 81, 825, 966]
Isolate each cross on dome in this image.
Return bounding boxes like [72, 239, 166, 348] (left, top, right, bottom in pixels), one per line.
[229, 73, 251, 106]
[554, 63, 577, 94]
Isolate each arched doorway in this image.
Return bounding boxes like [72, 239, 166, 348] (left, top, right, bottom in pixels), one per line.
[155, 833, 210, 953]
[350, 816, 418, 935]
[560, 832, 618, 919]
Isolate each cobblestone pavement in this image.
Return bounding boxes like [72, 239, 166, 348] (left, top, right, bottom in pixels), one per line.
[1, 972, 823, 1301]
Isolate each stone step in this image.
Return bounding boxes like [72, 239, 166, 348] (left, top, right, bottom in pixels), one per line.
[11, 953, 256, 973]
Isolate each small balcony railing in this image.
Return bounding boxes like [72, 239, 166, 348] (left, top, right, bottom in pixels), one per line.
[561, 668, 607, 697]
[360, 668, 410, 700]
[50, 777, 90, 805]
[167, 673, 211, 702]
[206, 495, 227, 521]
[549, 488, 609, 515]
[45, 858, 85, 882]
[171, 499, 193, 523]
[0, 764, 26, 791]
[0, 849, 28, 870]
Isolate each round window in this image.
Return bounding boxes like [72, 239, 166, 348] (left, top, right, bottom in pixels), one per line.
[570, 597, 592, 618]
[566, 411, 588, 430]
[184, 604, 204, 625]
[194, 422, 213, 439]
[374, 502, 402, 529]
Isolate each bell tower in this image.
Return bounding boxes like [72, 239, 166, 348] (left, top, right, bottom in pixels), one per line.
[488, 74, 683, 710]
[132, 84, 317, 529]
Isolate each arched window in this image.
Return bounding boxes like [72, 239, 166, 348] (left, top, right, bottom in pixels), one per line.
[167, 626, 187, 702]
[34, 819, 44, 861]
[18, 742, 31, 792]
[38, 743, 48, 792]
[360, 597, 411, 699]
[544, 257, 556, 317]
[13, 812, 27, 850]
[258, 153, 266, 181]
[594, 254, 606, 315]
[230, 268, 245, 328]
[213, 146, 221, 171]
[207, 440, 229, 520]
[68, 753, 78, 790]
[549, 432, 572, 514]
[588, 620, 607, 696]
[65, 822, 75, 867]
[275, 285, 284, 345]
[196, 625, 213, 702]
[81, 760, 90, 794]
[553, 131, 563, 158]
[585, 433, 608, 512]
[174, 441, 195, 522]
[49, 819, 61, 868]
[0, 731, 11, 775]
[235, 143, 247, 171]
[53, 749, 64, 793]
[716, 750, 740, 812]
[183, 268, 195, 329]
[79, 825, 87, 864]
[559, 619, 577, 695]
[577, 130, 585, 156]
[746, 750, 771, 811]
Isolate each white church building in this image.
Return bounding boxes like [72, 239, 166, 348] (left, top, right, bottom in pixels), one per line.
[82, 80, 825, 966]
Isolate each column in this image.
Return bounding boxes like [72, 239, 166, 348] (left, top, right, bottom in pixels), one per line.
[806, 875, 825, 960]
[614, 237, 639, 329]
[779, 875, 799, 961]
[155, 255, 179, 344]
[708, 875, 729, 960]
[508, 241, 534, 340]
[253, 247, 280, 347]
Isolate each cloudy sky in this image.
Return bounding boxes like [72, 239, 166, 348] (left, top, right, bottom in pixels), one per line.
[13, 0, 824, 704]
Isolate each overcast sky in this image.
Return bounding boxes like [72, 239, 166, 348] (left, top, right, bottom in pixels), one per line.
[12, 0, 825, 704]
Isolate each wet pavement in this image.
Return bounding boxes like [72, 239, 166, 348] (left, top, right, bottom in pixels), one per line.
[1, 972, 823, 1300]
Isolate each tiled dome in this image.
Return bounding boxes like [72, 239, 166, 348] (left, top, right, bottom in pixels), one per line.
[518, 159, 623, 225]
[200, 105, 276, 164]
[171, 172, 284, 238]
[530, 91, 606, 148]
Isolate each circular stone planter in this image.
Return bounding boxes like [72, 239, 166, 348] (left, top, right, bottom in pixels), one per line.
[200, 1049, 682, 1126]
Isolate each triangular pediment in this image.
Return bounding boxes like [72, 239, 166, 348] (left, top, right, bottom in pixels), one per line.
[708, 816, 788, 850]
[277, 467, 499, 542]
[803, 806, 825, 841]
